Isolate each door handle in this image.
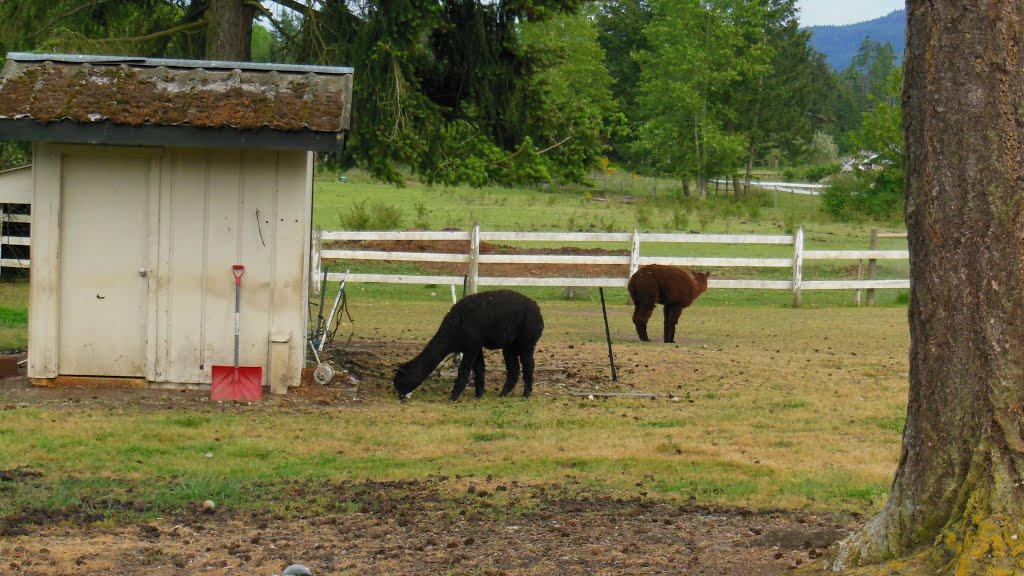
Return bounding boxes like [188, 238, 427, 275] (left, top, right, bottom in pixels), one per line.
[139, 268, 148, 278]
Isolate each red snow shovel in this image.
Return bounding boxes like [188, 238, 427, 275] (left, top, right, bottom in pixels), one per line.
[211, 265, 263, 401]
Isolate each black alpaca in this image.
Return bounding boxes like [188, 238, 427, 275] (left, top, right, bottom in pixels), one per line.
[393, 290, 544, 401]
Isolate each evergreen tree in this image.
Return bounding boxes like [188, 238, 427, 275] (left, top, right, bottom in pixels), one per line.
[0, 0, 600, 186]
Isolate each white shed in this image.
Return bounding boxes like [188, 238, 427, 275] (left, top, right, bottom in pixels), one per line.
[0, 53, 353, 394]
[0, 165, 32, 205]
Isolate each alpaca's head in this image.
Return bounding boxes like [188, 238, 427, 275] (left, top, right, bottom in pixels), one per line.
[694, 271, 710, 294]
[393, 362, 423, 400]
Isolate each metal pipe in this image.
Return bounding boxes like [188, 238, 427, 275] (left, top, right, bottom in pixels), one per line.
[599, 287, 618, 382]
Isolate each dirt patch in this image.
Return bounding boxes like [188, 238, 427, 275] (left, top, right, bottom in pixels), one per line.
[1, 475, 854, 575]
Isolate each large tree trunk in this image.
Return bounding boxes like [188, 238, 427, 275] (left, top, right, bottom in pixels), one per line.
[205, 0, 256, 61]
[827, 2, 1024, 574]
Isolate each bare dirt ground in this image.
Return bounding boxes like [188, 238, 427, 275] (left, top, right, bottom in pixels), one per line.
[1, 476, 852, 575]
[0, 241, 864, 574]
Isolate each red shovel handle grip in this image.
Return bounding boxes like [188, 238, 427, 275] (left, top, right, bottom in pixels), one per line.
[232, 264, 245, 285]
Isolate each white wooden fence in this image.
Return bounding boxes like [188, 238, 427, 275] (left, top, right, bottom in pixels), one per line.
[0, 208, 30, 272]
[313, 225, 909, 307]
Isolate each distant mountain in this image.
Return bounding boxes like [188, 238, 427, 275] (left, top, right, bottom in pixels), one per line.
[806, 10, 906, 71]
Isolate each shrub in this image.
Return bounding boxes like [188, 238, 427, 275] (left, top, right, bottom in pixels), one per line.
[821, 169, 904, 222]
[0, 141, 29, 171]
[696, 206, 714, 231]
[339, 200, 405, 230]
[634, 204, 652, 230]
[804, 163, 841, 183]
[806, 131, 840, 165]
[414, 202, 431, 229]
[671, 206, 689, 230]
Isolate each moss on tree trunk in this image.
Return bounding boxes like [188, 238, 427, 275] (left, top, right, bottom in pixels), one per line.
[818, 2, 1024, 574]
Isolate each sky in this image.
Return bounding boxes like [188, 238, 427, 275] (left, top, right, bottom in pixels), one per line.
[795, 0, 904, 27]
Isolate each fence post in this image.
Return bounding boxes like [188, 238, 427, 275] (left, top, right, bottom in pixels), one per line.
[867, 227, 878, 306]
[0, 205, 5, 281]
[855, 259, 864, 306]
[792, 227, 804, 308]
[629, 229, 641, 279]
[468, 222, 481, 294]
[311, 226, 321, 296]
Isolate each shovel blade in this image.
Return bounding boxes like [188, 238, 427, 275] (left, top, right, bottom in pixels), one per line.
[210, 365, 263, 401]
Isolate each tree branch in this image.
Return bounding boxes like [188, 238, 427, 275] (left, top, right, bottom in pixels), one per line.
[246, 0, 298, 44]
[92, 19, 206, 45]
[487, 136, 573, 166]
[537, 136, 573, 155]
[266, 0, 320, 17]
[31, 0, 113, 39]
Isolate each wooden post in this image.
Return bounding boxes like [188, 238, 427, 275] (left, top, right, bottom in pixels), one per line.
[0, 205, 5, 281]
[467, 222, 480, 294]
[867, 227, 878, 306]
[792, 227, 804, 308]
[311, 226, 321, 296]
[629, 229, 641, 279]
[855, 259, 864, 306]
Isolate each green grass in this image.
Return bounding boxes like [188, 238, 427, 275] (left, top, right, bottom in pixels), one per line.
[314, 175, 842, 235]
[0, 280, 27, 349]
[0, 298, 910, 523]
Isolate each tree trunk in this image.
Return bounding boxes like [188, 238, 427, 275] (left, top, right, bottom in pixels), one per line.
[204, 0, 256, 61]
[744, 73, 764, 198]
[828, 2, 1024, 574]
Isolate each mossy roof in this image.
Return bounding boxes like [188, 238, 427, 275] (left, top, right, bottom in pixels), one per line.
[0, 53, 353, 134]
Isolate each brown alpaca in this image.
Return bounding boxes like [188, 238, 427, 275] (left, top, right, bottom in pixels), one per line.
[627, 265, 709, 343]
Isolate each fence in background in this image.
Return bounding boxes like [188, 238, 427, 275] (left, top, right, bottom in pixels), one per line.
[313, 225, 910, 308]
[0, 207, 30, 273]
[856, 228, 909, 306]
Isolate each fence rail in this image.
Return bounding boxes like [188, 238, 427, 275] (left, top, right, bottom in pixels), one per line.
[0, 207, 30, 271]
[314, 225, 909, 307]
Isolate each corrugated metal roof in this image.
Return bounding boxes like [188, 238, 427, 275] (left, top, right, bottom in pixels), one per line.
[0, 52, 353, 133]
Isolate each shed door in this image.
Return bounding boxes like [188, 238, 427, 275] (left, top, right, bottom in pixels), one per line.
[58, 154, 151, 376]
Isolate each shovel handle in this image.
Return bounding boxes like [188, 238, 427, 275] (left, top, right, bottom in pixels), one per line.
[232, 265, 244, 367]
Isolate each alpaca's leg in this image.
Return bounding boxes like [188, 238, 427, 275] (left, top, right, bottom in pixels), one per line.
[499, 348, 520, 397]
[519, 345, 537, 398]
[633, 303, 655, 341]
[663, 304, 684, 343]
[451, 350, 477, 401]
[472, 352, 487, 398]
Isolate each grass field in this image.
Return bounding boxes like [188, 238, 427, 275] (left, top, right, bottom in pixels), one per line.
[0, 299, 908, 522]
[0, 172, 910, 529]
